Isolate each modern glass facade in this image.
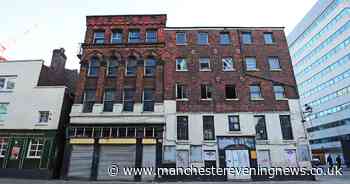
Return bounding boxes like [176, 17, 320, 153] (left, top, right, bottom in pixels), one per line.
[288, 0, 350, 160]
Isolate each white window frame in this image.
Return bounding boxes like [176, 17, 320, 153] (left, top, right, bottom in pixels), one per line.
[199, 58, 211, 71]
[106, 60, 118, 76]
[273, 85, 286, 100]
[0, 77, 16, 91]
[125, 59, 137, 76]
[250, 85, 263, 100]
[176, 83, 188, 100]
[93, 31, 105, 44]
[245, 57, 258, 71]
[88, 59, 99, 77]
[176, 32, 187, 45]
[268, 57, 281, 71]
[111, 30, 123, 44]
[176, 58, 188, 71]
[27, 139, 44, 159]
[144, 58, 156, 76]
[0, 137, 8, 158]
[222, 57, 234, 71]
[201, 84, 213, 100]
[0, 103, 9, 122]
[38, 111, 50, 123]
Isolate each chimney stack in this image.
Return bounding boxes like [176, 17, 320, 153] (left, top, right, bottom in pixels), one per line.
[50, 48, 67, 72]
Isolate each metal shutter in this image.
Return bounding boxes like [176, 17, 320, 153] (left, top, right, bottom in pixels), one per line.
[97, 145, 136, 181]
[68, 145, 94, 179]
[142, 145, 156, 181]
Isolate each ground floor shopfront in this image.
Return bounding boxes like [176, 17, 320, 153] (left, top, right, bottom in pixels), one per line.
[0, 130, 64, 178]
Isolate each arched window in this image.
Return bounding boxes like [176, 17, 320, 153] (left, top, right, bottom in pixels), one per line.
[126, 56, 137, 76]
[107, 59, 118, 77]
[144, 57, 156, 76]
[88, 57, 99, 76]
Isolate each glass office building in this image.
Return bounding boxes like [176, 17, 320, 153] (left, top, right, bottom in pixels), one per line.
[288, 0, 350, 164]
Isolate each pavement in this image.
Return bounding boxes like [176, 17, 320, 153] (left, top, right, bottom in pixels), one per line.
[0, 170, 349, 184]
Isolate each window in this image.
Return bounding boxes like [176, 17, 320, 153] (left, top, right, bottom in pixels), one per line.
[126, 57, 137, 76]
[242, 32, 252, 44]
[273, 85, 286, 99]
[143, 89, 154, 112]
[0, 77, 16, 91]
[201, 84, 213, 100]
[107, 59, 118, 76]
[146, 29, 157, 43]
[225, 85, 237, 99]
[222, 57, 234, 71]
[245, 57, 257, 70]
[39, 111, 50, 123]
[203, 150, 216, 168]
[93, 31, 105, 44]
[103, 89, 114, 112]
[220, 32, 230, 44]
[123, 89, 135, 112]
[203, 116, 215, 140]
[144, 57, 156, 76]
[198, 32, 209, 45]
[0, 79, 4, 89]
[264, 32, 274, 44]
[0, 103, 9, 122]
[176, 58, 188, 71]
[250, 85, 262, 100]
[268, 57, 281, 70]
[176, 32, 187, 45]
[228, 115, 240, 131]
[163, 146, 176, 163]
[177, 116, 188, 140]
[280, 115, 293, 140]
[199, 58, 211, 71]
[88, 58, 99, 76]
[176, 84, 187, 100]
[111, 30, 123, 44]
[0, 137, 8, 158]
[128, 29, 140, 43]
[82, 90, 95, 113]
[27, 139, 44, 159]
[255, 115, 268, 140]
[190, 145, 202, 162]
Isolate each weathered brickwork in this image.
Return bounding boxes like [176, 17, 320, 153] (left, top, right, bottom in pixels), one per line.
[75, 14, 298, 113]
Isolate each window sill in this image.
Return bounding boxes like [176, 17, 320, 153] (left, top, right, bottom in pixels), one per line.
[125, 75, 137, 78]
[200, 98, 212, 101]
[223, 69, 236, 72]
[34, 123, 48, 126]
[176, 98, 189, 101]
[203, 140, 216, 144]
[176, 140, 190, 144]
[176, 70, 188, 72]
[199, 69, 212, 72]
[227, 130, 241, 134]
[246, 69, 260, 72]
[225, 98, 239, 101]
[265, 43, 276, 45]
[144, 75, 155, 78]
[220, 43, 231, 45]
[270, 69, 282, 72]
[0, 90, 13, 93]
[250, 98, 264, 101]
[276, 98, 288, 101]
[176, 43, 188, 46]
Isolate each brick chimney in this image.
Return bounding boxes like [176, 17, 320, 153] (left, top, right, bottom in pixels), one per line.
[50, 48, 67, 72]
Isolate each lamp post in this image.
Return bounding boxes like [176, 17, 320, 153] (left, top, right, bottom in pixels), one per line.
[300, 104, 313, 166]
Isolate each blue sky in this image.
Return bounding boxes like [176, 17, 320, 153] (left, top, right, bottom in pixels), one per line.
[0, 0, 317, 69]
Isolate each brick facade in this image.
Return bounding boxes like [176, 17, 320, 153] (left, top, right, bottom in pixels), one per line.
[75, 14, 298, 113]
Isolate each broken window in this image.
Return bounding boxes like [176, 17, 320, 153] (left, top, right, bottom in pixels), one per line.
[203, 116, 215, 140]
[225, 85, 237, 99]
[177, 116, 188, 140]
[201, 84, 213, 99]
[255, 115, 268, 140]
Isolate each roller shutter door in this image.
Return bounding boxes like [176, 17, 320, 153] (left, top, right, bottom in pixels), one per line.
[68, 145, 94, 179]
[142, 145, 156, 181]
[97, 145, 136, 181]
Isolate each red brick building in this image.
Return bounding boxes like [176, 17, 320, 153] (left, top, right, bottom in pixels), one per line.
[66, 14, 310, 181]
